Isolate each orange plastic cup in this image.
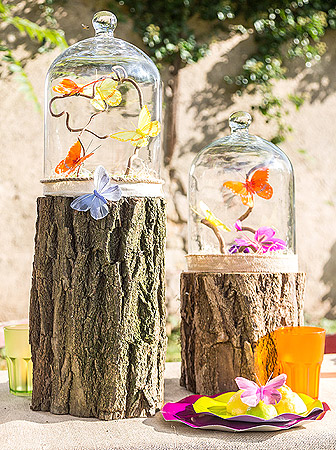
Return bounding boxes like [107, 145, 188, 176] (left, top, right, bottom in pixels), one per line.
[274, 326, 326, 399]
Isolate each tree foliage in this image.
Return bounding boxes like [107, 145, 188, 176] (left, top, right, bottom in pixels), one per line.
[2, 0, 335, 141]
[113, 0, 336, 143]
[0, 0, 67, 113]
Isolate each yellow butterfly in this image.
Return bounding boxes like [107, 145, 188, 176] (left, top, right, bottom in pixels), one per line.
[110, 105, 161, 147]
[90, 78, 122, 110]
[199, 201, 231, 232]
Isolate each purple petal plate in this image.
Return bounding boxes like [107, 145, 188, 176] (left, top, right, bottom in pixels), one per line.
[161, 393, 330, 432]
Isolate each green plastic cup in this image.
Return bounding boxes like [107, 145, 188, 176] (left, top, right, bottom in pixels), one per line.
[4, 324, 32, 396]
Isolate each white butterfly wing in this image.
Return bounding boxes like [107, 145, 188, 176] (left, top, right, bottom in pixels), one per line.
[70, 194, 95, 212]
[94, 166, 110, 192]
[90, 196, 109, 220]
[101, 185, 122, 202]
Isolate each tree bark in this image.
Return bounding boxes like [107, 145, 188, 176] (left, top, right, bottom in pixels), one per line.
[180, 271, 305, 395]
[29, 196, 166, 420]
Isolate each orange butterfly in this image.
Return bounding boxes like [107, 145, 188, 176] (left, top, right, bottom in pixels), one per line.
[52, 79, 87, 96]
[53, 78, 101, 96]
[55, 140, 94, 176]
[223, 168, 273, 208]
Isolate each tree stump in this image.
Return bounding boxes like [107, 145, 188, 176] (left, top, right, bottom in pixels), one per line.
[29, 196, 166, 420]
[180, 272, 305, 395]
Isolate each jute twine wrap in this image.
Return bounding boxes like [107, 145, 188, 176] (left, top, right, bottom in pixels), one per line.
[41, 177, 165, 197]
[186, 253, 299, 273]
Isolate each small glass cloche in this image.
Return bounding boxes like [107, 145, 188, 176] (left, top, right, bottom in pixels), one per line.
[43, 11, 162, 196]
[187, 111, 297, 273]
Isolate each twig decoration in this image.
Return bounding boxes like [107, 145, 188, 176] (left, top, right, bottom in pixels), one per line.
[125, 146, 140, 176]
[201, 219, 226, 254]
[49, 66, 148, 174]
[238, 207, 253, 222]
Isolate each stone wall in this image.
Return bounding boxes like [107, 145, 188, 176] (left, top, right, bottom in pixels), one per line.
[1, 0, 336, 324]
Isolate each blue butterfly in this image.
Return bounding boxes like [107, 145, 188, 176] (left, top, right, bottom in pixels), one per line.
[70, 166, 122, 220]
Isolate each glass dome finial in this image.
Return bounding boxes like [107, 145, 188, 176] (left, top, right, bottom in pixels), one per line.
[92, 11, 117, 35]
[229, 111, 252, 132]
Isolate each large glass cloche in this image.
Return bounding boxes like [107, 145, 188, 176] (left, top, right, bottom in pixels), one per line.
[43, 11, 162, 196]
[187, 111, 297, 272]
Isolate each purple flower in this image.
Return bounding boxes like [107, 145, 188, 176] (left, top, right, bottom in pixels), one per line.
[229, 245, 250, 254]
[233, 226, 286, 254]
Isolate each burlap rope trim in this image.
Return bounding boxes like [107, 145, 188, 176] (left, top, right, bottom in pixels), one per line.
[186, 254, 299, 273]
[40, 176, 164, 184]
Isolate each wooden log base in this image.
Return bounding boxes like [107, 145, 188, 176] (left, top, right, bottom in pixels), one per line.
[180, 271, 305, 395]
[29, 196, 166, 420]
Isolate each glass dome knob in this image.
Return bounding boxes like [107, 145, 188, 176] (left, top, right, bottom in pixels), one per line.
[229, 111, 252, 132]
[92, 11, 117, 35]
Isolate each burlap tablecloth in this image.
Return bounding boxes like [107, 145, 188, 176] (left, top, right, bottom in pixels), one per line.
[1, 358, 335, 450]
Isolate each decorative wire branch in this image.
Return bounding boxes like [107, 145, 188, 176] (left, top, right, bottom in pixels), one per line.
[241, 226, 256, 234]
[122, 78, 143, 109]
[239, 245, 257, 253]
[238, 206, 253, 222]
[115, 73, 144, 174]
[110, 65, 143, 109]
[111, 65, 128, 79]
[111, 66, 144, 174]
[234, 218, 257, 253]
[49, 78, 110, 139]
[125, 146, 140, 176]
[69, 109, 108, 138]
[201, 219, 226, 254]
[49, 66, 146, 175]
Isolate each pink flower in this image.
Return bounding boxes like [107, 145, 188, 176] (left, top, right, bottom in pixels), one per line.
[234, 226, 286, 253]
[234, 220, 242, 231]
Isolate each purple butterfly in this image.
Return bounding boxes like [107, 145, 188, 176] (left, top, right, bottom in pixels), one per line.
[70, 165, 122, 220]
[235, 374, 287, 407]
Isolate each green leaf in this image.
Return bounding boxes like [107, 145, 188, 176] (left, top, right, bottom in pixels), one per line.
[7, 16, 67, 49]
[0, 1, 67, 111]
[3, 49, 42, 114]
